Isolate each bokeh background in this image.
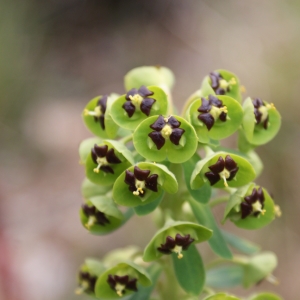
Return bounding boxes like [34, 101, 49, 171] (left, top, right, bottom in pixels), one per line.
[1, 0, 299, 299]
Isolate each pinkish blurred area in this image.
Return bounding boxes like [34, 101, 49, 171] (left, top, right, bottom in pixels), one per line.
[1, 1, 299, 299]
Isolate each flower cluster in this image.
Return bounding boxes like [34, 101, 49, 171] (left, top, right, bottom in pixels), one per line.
[77, 66, 282, 300]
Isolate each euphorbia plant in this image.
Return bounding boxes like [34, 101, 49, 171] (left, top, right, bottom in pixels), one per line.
[76, 66, 282, 300]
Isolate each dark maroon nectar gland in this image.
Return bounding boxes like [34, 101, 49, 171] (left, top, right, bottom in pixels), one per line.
[157, 234, 194, 259]
[148, 115, 185, 150]
[241, 187, 266, 219]
[81, 204, 110, 229]
[123, 86, 155, 117]
[205, 155, 239, 187]
[124, 166, 158, 197]
[91, 144, 121, 174]
[75, 271, 97, 295]
[107, 275, 138, 297]
[252, 98, 276, 130]
[197, 95, 228, 130]
[84, 95, 108, 130]
[209, 72, 237, 95]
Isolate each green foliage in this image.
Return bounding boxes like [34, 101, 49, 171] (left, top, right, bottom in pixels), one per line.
[76, 66, 282, 300]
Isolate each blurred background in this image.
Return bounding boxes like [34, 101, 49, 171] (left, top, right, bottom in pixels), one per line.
[1, 0, 299, 299]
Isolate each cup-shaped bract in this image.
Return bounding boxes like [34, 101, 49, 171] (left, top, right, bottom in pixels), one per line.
[223, 183, 275, 230]
[242, 252, 277, 288]
[80, 196, 123, 235]
[186, 95, 243, 143]
[81, 177, 112, 199]
[76, 258, 106, 296]
[191, 152, 256, 189]
[79, 137, 103, 165]
[143, 220, 212, 262]
[203, 293, 240, 300]
[82, 93, 119, 138]
[248, 293, 282, 300]
[124, 65, 175, 94]
[95, 261, 151, 299]
[201, 69, 242, 103]
[113, 162, 178, 207]
[240, 97, 281, 146]
[85, 140, 134, 186]
[133, 115, 198, 163]
[110, 86, 169, 131]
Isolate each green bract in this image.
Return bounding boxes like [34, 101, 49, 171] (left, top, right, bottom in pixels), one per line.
[242, 252, 278, 288]
[79, 137, 102, 165]
[76, 258, 106, 296]
[124, 65, 175, 94]
[82, 93, 119, 138]
[77, 66, 283, 300]
[223, 183, 275, 230]
[85, 140, 134, 186]
[81, 177, 111, 199]
[186, 95, 243, 143]
[248, 293, 282, 300]
[190, 152, 256, 189]
[112, 162, 177, 208]
[203, 293, 240, 300]
[110, 86, 169, 130]
[80, 196, 123, 235]
[201, 69, 242, 103]
[143, 220, 212, 262]
[133, 115, 198, 163]
[240, 97, 281, 146]
[95, 261, 152, 299]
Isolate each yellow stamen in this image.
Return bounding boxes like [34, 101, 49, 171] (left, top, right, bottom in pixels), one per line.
[75, 281, 89, 295]
[252, 201, 266, 215]
[220, 106, 228, 114]
[219, 169, 230, 187]
[93, 167, 100, 173]
[115, 283, 125, 297]
[75, 287, 84, 295]
[274, 205, 282, 217]
[172, 245, 184, 259]
[229, 77, 237, 85]
[240, 85, 246, 93]
[85, 216, 96, 229]
[161, 124, 172, 138]
[266, 103, 276, 110]
[84, 106, 102, 117]
[116, 290, 123, 297]
[129, 94, 143, 106]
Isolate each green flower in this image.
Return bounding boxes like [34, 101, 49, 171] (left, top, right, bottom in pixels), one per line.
[143, 221, 212, 262]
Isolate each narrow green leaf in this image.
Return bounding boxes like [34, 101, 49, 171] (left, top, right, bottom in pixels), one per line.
[222, 230, 260, 255]
[189, 199, 232, 259]
[206, 265, 243, 288]
[182, 153, 211, 204]
[172, 244, 205, 295]
[128, 264, 162, 300]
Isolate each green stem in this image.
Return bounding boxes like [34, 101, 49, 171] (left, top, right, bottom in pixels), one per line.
[181, 89, 202, 117]
[206, 256, 247, 270]
[203, 145, 215, 157]
[158, 257, 183, 300]
[202, 286, 215, 295]
[119, 134, 133, 144]
[209, 196, 229, 208]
